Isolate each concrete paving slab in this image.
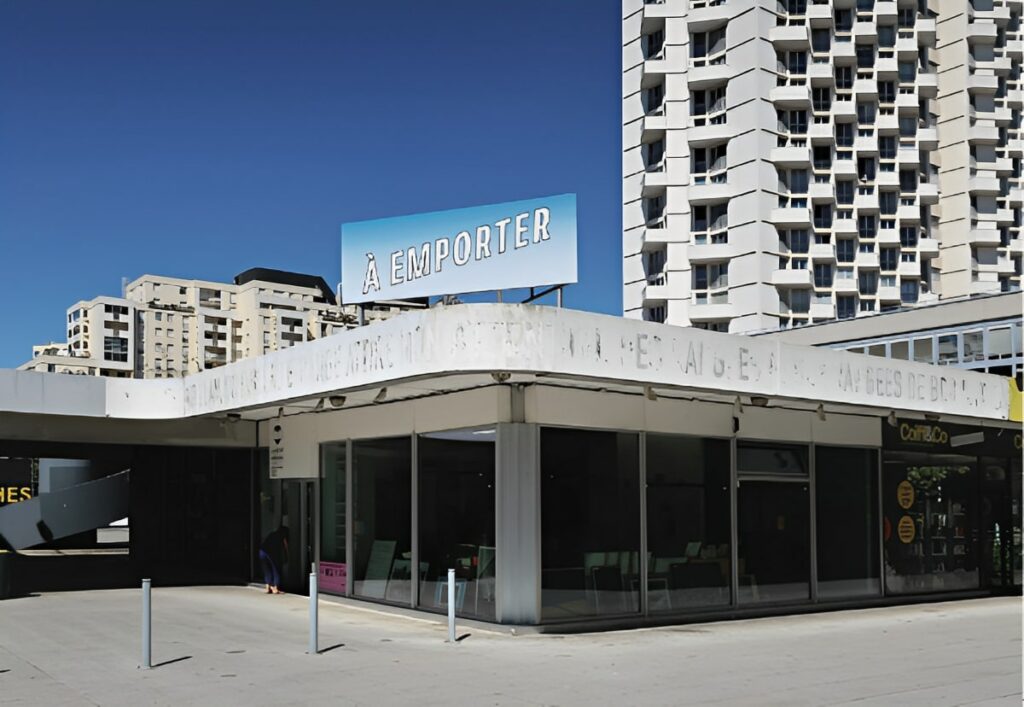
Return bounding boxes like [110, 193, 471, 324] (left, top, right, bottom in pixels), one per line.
[0, 587, 1019, 706]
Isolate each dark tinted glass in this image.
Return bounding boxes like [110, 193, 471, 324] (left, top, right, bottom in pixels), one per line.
[738, 481, 810, 603]
[320, 443, 347, 595]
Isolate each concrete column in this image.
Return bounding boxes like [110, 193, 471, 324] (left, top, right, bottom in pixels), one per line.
[495, 422, 541, 625]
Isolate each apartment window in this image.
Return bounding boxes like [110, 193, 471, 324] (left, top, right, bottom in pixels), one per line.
[645, 195, 666, 224]
[900, 281, 919, 303]
[878, 25, 896, 48]
[694, 263, 729, 291]
[836, 122, 854, 147]
[812, 145, 831, 171]
[878, 81, 895, 104]
[644, 139, 665, 170]
[811, 29, 830, 54]
[692, 203, 728, 241]
[857, 101, 876, 125]
[837, 239, 856, 263]
[786, 169, 809, 195]
[788, 290, 811, 314]
[856, 45, 874, 69]
[812, 87, 831, 113]
[856, 0, 874, 10]
[692, 27, 727, 63]
[835, 9, 853, 31]
[813, 263, 834, 288]
[837, 180, 854, 204]
[645, 83, 665, 114]
[779, 109, 808, 135]
[835, 66, 853, 89]
[898, 7, 915, 27]
[644, 28, 665, 59]
[154, 312, 163, 321]
[879, 191, 897, 214]
[645, 305, 667, 323]
[899, 226, 918, 247]
[898, 62, 916, 83]
[813, 204, 833, 229]
[785, 51, 808, 75]
[858, 271, 878, 295]
[898, 116, 917, 137]
[783, 0, 807, 13]
[692, 144, 727, 181]
[858, 214, 877, 239]
[837, 296, 856, 319]
[899, 169, 917, 192]
[880, 248, 898, 271]
[692, 87, 727, 124]
[859, 300, 876, 313]
[858, 157, 876, 182]
[786, 229, 810, 254]
[879, 136, 896, 159]
[103, 337, 128, 363]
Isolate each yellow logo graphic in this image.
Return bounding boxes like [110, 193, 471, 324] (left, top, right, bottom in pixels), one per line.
[899, 423, 948, 445]
[897, 515, 916, 544]
[897, 480, 915, 510]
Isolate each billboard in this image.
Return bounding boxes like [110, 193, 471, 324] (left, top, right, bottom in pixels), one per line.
[341, 194, 577, 304]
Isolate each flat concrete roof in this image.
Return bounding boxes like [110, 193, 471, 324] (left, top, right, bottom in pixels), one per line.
[0, 304, 1014, 422]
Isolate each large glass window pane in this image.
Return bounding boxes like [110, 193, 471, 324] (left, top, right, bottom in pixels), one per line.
[541, 428, 640, 621]
[319, 443, 347, 596]
[646, 435, 731, 612]
[738, 481, 810, 603]
[417, 430, 496, 621]
[816, 447, 880, 599]
[352, 437, 412, 604]
[882, 452, 978, 594]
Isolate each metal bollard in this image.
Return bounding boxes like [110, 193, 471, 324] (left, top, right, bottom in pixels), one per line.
[308, 570, 318, 654]
[141, 578, 152, 669]
[447, 568, 456, 643]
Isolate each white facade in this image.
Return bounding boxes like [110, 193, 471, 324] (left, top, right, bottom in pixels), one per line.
[623, 0, 1021, 333]
[19, 272, 407, 379]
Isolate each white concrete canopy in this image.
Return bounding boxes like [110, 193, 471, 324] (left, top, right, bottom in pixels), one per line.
[0, 304, 1013, 422]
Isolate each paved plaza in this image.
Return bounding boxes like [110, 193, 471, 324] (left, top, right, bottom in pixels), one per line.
[0, 587, 1019, 706]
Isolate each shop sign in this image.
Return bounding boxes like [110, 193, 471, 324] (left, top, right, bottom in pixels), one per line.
[0, 459, 32, 506]
[340, 194, 577, 304]
[883, 417, 1019, 456]
[897, 515, 916, 544]
[318, 561, 346, 594]
[269, 422, 285, 478]
[896, 480, 915, 510]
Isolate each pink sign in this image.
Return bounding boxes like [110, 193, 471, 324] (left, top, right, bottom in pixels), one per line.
[319, 561, 347, 594]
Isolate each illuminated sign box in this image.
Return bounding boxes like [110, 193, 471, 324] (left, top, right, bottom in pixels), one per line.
[341, 194, 578, 304]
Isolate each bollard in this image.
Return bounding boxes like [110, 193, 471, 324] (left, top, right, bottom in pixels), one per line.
[308, 570, 318, 654]
[141, 578, 152, 669]
[447, 568, 456, 644]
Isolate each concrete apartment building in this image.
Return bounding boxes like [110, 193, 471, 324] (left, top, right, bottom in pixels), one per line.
[622, 0, 1022, 333]
[19, 269, 407, 378]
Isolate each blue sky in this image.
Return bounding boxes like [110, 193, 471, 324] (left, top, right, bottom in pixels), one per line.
[0, 1, 621, 368]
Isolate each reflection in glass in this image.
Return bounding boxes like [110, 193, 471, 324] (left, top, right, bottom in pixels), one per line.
[816, 447, 880, 598]
[646, 435, 730, 611]
[320, 443, 347, 595]
[417, 430, 496, 620]
[882, 452, 978, 594]
[352, 437, 412, 604]
[541, 428, 640, 621]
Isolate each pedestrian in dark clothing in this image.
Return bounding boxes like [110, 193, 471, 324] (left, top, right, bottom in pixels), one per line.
[259, 524, 288, 594]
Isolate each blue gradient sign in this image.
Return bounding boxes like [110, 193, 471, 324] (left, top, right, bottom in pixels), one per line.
[341, 194, 577, 304]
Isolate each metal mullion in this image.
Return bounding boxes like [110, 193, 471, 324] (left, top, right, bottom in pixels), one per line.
[411, 433, 419, 610]
[730, 436, 739, 607]
[639, 432, 648, 618]
[877, 448, 885, 597]
[345, 440, 354, 598]
[809, 442, 818, 603]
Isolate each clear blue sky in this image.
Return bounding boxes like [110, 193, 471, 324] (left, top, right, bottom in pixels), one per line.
[0, 1, 622, 368]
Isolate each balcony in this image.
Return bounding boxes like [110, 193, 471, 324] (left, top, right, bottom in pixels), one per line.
[809, 122, 833, 141]
[769, 84, 811, 108]
[854, 135, 878, 153]
[970, 228, 1003, 246]
[688, 181, 733, 204]
[876, 57, 898, 77]
[808, 3, 832, 26]
[967, 20, 999, 43]
[832, 160, 858, 178]
[877, 113, 899, 132]
[770, 145, 812, 167]
[1009, 89, 1023, 108]
[917, 18, 936, 44]
[968, 123, 1001, 144]
[896, 37, 918, 58]
[855, 250, 880, 268]
[833, 217, 857, 235]
[996, 256, 1016, 275]
[770, 207, 812, 227]
[769, 25, 810, 49]
[772, 269, 813, 287]
[808, 63, 833, 84]
[916, 72, 938, 97]
[832, 100, 856, 119]
[877, 285, 901, 301]
[809, 302, 836, 319]
[642, 112, 669, 134]
[687, 122, 733, 146]
[643, 274, 672, 302]
[967, 74, 1000, 94]
[877, 227, 900, 245]
[834, 278, 858, 294]
[688, 301, 736, 322]
[917, 183, 939, 205]
[641, 0, 673, 19]
[877, 170, 900, 187]
[875, 1, 897, 20]
[641, 225, 683, 251]
[1010, 187, 1023, 206]
[853, 21, 877, 42]
[687, 2, 737, 31]
[810, 243, 836, 261]
[1010, 238, 1024, 256]
[853, 78, 878, 99]
[687, 242, 736, 263]
[971, 4, 1012, 24]
[969, 174, 1002, 195]
[898, 204, 921, 221]
[918, 237, 940, 257]
[917, 128, 938, 150]
[688, 62, 734, 90]
[641, 168, 670, 196]
[895, 92, 919, 112]
[832, 42, 856, 61]
[854, 192, 879, 211]
[809, 182, 834, 201]
[898, 260, 921, 278]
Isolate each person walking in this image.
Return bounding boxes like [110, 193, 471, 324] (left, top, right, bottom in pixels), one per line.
[259, 523, 289, 594]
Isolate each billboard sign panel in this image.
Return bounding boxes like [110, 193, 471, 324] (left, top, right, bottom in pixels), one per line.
[341, 193, 577, 304]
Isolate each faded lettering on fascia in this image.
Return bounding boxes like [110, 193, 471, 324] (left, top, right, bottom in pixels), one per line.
[838, 361, 984, 407]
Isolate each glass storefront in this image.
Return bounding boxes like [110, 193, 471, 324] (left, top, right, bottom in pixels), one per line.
[319, 443, 347, 596]
[417, 430, 496, 621]
[882, 451, 978, 594]
[540, 428, 640, 620]
[645, 434, 731, 611]
[815, 447, 880, 599]
[351, 437, 412, 604]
